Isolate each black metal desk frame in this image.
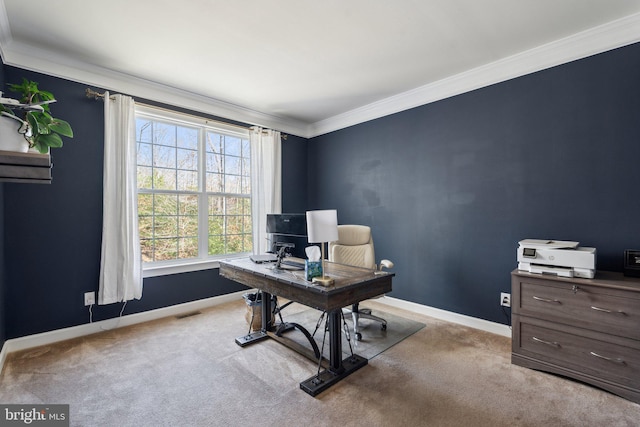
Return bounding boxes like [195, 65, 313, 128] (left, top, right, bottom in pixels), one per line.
[219, 258, 393, 396]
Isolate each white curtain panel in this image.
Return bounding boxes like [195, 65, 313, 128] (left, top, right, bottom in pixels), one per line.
[98, 92, 142, 305]
[250, 127, 282, 255]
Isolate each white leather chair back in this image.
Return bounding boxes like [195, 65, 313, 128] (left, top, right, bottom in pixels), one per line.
[329, 225, 376, 269]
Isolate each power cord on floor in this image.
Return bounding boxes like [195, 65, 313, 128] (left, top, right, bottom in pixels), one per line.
[86, 300, 128, 330]
[501, 305, 512, 329]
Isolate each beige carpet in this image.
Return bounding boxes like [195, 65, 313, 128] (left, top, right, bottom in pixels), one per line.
[1, 299, 638, 427]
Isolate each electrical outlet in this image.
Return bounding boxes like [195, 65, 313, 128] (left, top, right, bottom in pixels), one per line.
[84, 291, 95, 306]
[500, 292, 511, 307]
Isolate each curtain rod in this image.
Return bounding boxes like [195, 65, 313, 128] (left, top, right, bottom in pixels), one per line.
[85, 88, 288, 139]
[85, 88, 114, 100]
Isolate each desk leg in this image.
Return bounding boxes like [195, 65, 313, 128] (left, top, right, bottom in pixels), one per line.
[262, 291, 273, 331]
[299, 308, 367, 396]
[235, 291, 271, 347]
[328, 309, 344, 374]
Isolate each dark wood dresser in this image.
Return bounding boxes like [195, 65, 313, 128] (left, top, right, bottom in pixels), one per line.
[511, 270, 640, 403]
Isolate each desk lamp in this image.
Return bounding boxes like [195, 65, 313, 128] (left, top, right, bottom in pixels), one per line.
[306, 209, 338, 285]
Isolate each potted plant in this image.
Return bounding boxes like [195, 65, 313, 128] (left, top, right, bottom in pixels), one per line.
[0, 78, 73, 154]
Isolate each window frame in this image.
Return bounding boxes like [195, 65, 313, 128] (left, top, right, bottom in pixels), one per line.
[135, 104, 252, 278]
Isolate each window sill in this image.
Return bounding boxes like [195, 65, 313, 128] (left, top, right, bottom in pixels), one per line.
[142, 254, 249, 278]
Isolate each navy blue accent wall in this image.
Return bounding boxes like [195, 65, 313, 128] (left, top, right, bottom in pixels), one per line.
[3, 42, 638, 338]
[2, 66, 307, 339]
[308, 43, 640, 324]
[0, 183, 5, 351]
[282, 135, 308, 213]
[0, 62, 6, 351]
[279, 135, 310, 258]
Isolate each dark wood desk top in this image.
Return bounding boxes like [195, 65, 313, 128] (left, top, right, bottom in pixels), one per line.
[220, 258, 394, 311]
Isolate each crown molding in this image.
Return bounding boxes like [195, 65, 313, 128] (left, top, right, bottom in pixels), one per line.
[308, 12, 640, 138]
[0, 41, 311, 138]
[0, 0, 13, 64]
[2, 6, 639, 140]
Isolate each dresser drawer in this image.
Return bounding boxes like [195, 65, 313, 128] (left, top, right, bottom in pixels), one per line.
[514, 276, 640, 340]
[514, 317, 640, 390]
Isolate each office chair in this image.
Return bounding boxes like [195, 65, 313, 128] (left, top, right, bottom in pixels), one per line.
[329, 224, 393, 340]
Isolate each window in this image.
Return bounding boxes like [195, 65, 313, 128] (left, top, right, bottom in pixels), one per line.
[135, 105, 252, 275]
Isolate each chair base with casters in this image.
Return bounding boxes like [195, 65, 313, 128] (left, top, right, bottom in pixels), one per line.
[345, 302, 387, 341]
[328, 224, 394, 341]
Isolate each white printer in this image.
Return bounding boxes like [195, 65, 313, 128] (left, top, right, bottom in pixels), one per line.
[517, 239, 596, 278]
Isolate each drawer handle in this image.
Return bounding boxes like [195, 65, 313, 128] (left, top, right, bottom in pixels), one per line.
[531, 336, 560, 347]
[532, 296, 562, 304]
[590, 306, 627, 316]
[589, 351, 626, 365]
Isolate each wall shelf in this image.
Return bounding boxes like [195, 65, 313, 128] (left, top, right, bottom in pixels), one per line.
[0, 150, 52, 184]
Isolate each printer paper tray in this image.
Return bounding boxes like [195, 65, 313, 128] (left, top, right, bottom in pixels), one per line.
[527, 264, 574, 277]
[518, 263, 595, 279]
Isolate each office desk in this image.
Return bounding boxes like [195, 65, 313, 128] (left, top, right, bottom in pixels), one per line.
[219, 258, 394, 396]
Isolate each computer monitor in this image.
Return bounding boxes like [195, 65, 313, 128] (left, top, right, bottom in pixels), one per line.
[266, 213, 307, 236]
[266, 213, 308, 258]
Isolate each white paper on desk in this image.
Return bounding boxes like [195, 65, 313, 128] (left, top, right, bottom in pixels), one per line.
[305, 246, 320, 261]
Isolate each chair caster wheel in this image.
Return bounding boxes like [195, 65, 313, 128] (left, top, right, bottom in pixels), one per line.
[355, 332, 362, 341]
[381, 323, 387, 331]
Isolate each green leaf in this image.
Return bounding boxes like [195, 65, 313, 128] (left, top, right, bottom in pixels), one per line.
[32, 140, 45, 154]
[27, 112, 50, 135]
[6, 78, 74, 151]
[37, 132, 63, 149]
[8, 78, 37, 104]
[49, 118, 74, 138]
[25, 114, 39, 136]
[38, 89, 54, 99]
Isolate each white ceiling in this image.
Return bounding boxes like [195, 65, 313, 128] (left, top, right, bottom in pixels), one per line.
[1, 1, 640, 137]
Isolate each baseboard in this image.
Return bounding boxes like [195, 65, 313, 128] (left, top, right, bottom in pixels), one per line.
[0, 341, 8, 376]
[0, 291, 510, 375]
[376, 296, 512, 338]
[0, 290, 247, 363]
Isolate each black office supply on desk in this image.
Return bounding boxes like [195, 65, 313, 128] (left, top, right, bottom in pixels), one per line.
[624, 249, 640, 277]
